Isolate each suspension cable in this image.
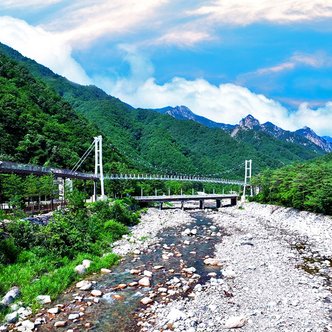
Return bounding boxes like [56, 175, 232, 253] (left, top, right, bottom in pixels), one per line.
[72, 141, 95, 172]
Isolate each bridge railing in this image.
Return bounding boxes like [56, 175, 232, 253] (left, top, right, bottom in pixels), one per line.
[0, 161, 246, 185]
[104, 173, 245, 185]
[0, 161, 98, 180]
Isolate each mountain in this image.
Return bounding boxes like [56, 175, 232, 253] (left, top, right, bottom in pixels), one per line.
[0, 52, 97, 167]
[323, 136, 332, 143]
[231, 115, 332, 153]
[0, 42, 326, 179]
[153, 106, 332, 154]
[154, 105, 234, 131]
[294, 127, 332, 152]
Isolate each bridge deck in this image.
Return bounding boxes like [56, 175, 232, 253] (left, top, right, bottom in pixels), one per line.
[0, 161, 98, 180]
[134, 193, 238, 202]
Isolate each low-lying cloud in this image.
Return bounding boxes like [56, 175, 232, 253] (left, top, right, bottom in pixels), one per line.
[0, 16, 91, 84]
[96, 54, 332, 136]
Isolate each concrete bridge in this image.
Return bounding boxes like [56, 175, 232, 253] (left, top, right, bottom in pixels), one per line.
[134, 193, 238, 209]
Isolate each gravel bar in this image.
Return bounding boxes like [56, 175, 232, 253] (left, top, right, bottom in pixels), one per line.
[142, 203, 332, 332]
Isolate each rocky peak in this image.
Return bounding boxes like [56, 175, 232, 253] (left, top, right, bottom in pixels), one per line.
[164, 105, 195, 120]
[238, 114, 260, 129]
[295, 127, 332, 152]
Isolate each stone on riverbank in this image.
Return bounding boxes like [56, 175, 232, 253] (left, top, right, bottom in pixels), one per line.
[224, 315, 247, 328]
[1, 287, 20, 306]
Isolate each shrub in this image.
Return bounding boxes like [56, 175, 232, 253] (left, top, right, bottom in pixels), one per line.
[103, 220, 128, 241]
[0, 237, 19, 264]
[7, 220, 41, 250]
[108, 199, 139, 225]
[89, 200, 113, 222]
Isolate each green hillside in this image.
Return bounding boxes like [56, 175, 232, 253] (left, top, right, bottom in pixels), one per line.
[0, 51, 131, 174]
[252, 153, 332, 215]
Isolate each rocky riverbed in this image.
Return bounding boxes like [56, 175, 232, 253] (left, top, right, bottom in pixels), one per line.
[4, 203, 332, 331]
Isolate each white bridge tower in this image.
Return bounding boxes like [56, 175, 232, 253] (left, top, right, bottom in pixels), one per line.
[242, 159, 252, 202]
[93, 135, 105, 201]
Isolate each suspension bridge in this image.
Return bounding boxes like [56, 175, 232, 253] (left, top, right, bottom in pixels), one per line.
[0, 136, 253, 207]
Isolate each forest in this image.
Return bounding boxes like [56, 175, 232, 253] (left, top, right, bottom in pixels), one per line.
[252, 153, 332, 215]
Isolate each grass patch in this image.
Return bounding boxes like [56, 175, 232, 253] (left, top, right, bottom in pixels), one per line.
[0, 193, 142, 322]
[0, 251, 119, 319]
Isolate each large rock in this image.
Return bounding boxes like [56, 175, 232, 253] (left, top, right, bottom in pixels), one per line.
[1, 287, 20, 306]
[36, 295, 51, 304]
[204, 258, 222, 266]
[76, 280, 92, 291]
[5, 312, 18, 324]
[138, 277, 150, 287]
[224, 315, 247, 328]
[74, 264, 86, 275]
[90, 290, 102, 297]
[47, 307, 59, 314]
[54, 321, 67, 328]
[68, 313, 80, 320]
[16, 320, 34, 332]
[82, 260, 92, 268]
[140, 297, 153, 305]
[167, 308, 187, 323]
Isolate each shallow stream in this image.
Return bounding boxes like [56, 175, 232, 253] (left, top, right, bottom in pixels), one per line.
[39, 211, 224, 331]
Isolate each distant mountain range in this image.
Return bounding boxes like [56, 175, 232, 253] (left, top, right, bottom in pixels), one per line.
[154, 106, 234, 131]
[153, 106, 332, 153]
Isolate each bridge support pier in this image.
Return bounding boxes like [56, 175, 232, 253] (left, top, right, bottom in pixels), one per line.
[181, 201, 184, 210]
[159, 202, 163, 210]
[199, 200, 205, 209]
[93, 180, 97, 202]
[230, 197, 237, 206]
[216, 199, 221, 209]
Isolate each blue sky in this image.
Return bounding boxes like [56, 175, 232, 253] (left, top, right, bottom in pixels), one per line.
[1, 1, 332, 135]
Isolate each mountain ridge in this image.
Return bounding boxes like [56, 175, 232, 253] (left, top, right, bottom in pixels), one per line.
[153, 105, 332, 153]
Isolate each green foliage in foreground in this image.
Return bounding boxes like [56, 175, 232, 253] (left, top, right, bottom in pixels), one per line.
[0, 192, 141, 319]
[252, 153, 332, 215]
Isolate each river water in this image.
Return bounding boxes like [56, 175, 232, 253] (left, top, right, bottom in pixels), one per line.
[39, 211, 224, 331]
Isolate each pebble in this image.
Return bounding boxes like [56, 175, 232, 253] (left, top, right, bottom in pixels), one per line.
[144, 270, 153, 277]
[47, 307, 59, 314]
[74, 264, 86, 275]
[139, 277, 151, 287]
[153, 265, 164, 270]
[100, 268, 111, 274]
[130, 269, 141, 274]
[141, 297, 153, 305]
[91, 290, 103, 297]
[16, 320, 35, 332]
[68, 313, 80, 320]
[54, 321, 67, 328]
[76, 280, 92, 291]
[224, 315, 247, 328]
[36, 295, 51, 304]
[82, 259, 92, 268]
[203, 258, 222, 266]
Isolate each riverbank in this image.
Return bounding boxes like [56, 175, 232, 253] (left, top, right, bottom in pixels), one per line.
[4, 203, 332, 331]
[139, 203, 332, 331]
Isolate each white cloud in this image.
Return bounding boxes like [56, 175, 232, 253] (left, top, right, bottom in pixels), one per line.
[155, 30, 213, 47]
[237, 52, 332, 87]
[1, 0, 61, 9]
[96, 52, 332, 136]
[44, 0, 169, 48]
[290, 103, 332, 135]
[191, 0, 332, 25]
[0, 16, 91, 84]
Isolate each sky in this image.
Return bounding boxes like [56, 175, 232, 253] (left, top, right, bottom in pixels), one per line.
[1, 0, 332, 135]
